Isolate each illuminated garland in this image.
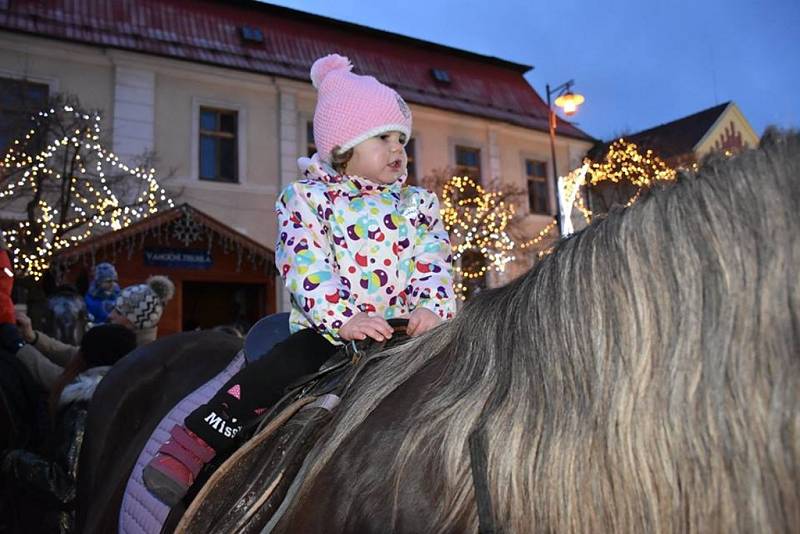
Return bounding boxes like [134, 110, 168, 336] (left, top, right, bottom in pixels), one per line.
[516, 140, 677, 251]
[0, 104, 173, 279]
[440, 175, 516, 299]
[585, 138, 676, 203]
[438, 138, 728, 299]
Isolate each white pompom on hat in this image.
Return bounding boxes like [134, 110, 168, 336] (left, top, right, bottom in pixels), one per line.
[310, 53, 412, 164]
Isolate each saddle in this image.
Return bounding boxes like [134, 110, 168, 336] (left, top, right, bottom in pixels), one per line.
[168, 319, 410, 534]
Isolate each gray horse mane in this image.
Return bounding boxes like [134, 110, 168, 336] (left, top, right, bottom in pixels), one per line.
[291, 131, 800, 532]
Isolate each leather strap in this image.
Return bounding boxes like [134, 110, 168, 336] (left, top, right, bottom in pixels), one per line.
[469, 427, 500, 534]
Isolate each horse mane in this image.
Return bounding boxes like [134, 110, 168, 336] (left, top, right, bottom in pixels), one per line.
[287, 131, 800, 532]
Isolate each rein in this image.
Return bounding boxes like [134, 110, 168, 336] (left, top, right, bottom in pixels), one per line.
[469, 426, 500, 534]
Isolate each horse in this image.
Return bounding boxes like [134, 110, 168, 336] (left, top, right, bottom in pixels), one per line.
[44, 287, 89, 346]
[265, 132, 800, 533]
[78, 132, 798, 533]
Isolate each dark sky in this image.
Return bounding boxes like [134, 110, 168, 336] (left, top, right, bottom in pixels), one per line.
[265, 0, 799, 141]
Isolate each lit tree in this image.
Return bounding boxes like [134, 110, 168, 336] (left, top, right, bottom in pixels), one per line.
[514, 140, 677, 258]
[585, 138, 676, 214]
[423, 169, 521, 300]
[0, 95, 174, 279]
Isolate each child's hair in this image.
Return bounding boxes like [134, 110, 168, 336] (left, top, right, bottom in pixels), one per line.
[330, 146, 353, 174]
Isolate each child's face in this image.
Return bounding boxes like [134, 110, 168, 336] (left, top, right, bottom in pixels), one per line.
[100, 279, 115, 292]
[345, 131, 407, 185]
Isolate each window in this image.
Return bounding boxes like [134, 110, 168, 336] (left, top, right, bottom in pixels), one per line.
[306, 121, 316, 157]
[239, 26, 264, 44]
[0, 77, 49, 154]
[405, 137, 417, 185]
[525, 159, 550, 215]
[199, 107, 238, 182]
[455, 145, 481, 179]
[431, 69, 451, 84]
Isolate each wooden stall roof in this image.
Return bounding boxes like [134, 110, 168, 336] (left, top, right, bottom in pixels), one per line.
[54, 203, 274, 265]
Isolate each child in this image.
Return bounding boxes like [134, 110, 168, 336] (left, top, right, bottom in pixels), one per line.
[108, 275, 175, 345]
[84, 262, 121, 325]
[143, 54, 456, 505]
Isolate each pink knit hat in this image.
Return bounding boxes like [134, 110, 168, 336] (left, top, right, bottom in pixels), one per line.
[311, 54, 412, 163]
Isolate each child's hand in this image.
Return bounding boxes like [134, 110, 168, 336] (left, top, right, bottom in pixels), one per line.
[406, 308, 441, 337]
[339, 312, 393, 342]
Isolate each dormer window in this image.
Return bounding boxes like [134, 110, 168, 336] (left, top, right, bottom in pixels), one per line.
[240, 26, 264, 44]
[431, 68, 451, 84]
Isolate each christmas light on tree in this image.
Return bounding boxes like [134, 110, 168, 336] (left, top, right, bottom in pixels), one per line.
[439, 175, 517, 299]
[516, 140, 676, 253]
[0, 100, 173, 279]
[584, 138, 676, 212]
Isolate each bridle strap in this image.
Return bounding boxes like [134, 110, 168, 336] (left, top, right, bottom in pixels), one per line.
[468, 427, 500, 534]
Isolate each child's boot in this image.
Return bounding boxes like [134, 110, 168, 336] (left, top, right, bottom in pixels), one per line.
[142, 424, 216, 506]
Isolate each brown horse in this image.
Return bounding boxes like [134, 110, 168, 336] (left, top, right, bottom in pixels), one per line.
[265, 132, 800, 533]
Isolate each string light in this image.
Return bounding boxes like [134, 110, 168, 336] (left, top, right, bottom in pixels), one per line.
[515, 140, 678, 258]
[440, 175, 516, 299]
[585, 138, 676, 194]
[1, 103, 174, 279]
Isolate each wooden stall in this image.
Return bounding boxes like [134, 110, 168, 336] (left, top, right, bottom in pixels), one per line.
[51, 204, 276, 337]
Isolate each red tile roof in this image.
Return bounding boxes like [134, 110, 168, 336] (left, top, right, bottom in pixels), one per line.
[0, 0, 592, 141]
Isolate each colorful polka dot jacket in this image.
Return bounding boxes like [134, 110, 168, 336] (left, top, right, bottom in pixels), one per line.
[276, 163, 456, 345]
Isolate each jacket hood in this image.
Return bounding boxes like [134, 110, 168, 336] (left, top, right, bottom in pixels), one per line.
[297, 152, 408, 190]
[59, 366, 111, 406]
[87, 280, 121, 299]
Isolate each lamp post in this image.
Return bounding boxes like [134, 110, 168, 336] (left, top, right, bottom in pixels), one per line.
[546, 80, 585, 237]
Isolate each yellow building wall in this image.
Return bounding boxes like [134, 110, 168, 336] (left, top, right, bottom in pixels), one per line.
[694, 102, 760, 159]
[148, 56, 282, 248]
[0, 31, 116, 138]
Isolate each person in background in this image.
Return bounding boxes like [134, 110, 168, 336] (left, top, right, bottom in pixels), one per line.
[0, 232, 15, 325]
[10, 275, 175, 391]
[108, 275, 175, 345]
[83, 263, 120, 325]
[0, 230, 22, 353]
[1, 323, 137, 533]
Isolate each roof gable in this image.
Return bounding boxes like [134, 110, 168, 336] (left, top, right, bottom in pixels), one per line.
[0, 0, 592, 140]
[53, 203, 274, 268]
[622, 102, 731, 160]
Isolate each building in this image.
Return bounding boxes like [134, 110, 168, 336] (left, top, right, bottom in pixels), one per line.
[586, 101, 759, 216]
[0, 0, 594, 309]
[616, 101, 759, 168]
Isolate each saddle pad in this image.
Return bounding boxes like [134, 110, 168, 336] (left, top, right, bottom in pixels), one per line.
[119, 352, 245, 534]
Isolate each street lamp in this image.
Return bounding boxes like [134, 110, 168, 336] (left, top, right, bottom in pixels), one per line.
[546, 80, 585, 237]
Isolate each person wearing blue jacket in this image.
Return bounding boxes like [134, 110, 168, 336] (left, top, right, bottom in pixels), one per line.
[83, 263, 120, 324]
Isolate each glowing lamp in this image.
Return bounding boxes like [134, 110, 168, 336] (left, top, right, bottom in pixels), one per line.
[554, 91, 585, 116]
